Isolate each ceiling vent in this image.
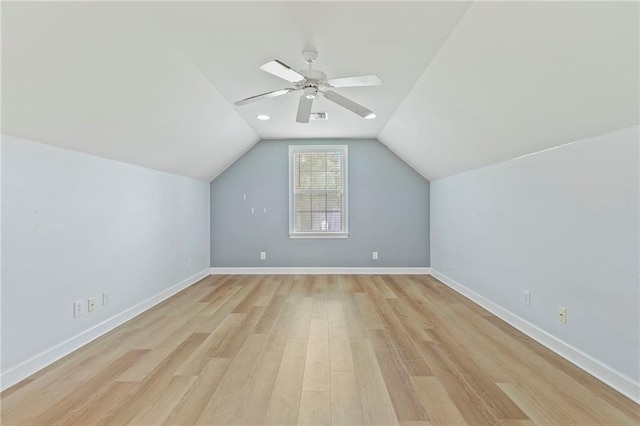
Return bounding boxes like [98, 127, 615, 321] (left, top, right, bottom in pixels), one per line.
[310, 112, 328, 120]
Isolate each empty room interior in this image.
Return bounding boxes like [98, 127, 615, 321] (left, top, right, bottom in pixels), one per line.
[1, 1, 639, 425]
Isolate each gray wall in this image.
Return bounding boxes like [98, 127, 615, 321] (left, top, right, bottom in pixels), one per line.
[210, 139, 430, 267]
[430, 126, 639, 382]
[1, 135, 210, 376]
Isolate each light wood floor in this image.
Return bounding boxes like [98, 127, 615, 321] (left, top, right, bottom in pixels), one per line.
[1, 274, 638, 425]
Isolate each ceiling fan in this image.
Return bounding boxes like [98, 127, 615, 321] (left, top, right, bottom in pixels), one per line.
[234, 50, 383, 123]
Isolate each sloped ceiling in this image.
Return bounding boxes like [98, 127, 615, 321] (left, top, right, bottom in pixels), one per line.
[379, 1, 639, 180]
[2, 2, 638, 182]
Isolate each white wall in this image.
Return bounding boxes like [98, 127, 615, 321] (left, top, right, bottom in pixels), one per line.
[1, 135, 210, 387]
[431, 126, 639, 394]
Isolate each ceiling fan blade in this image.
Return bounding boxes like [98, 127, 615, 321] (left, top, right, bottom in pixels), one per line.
[260, 60, 305, 83]
[322, 91, 375, 119]
[326, 75, 383, 88]
[234, 88, 296, 106]
[296, 95, 314, 123]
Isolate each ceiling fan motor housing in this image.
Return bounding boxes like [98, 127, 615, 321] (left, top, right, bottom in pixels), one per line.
[298, 69, 327, 84]
[299, 69, 326, 99]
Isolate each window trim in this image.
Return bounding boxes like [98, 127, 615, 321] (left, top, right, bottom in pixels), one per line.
[288, 144, 349, 239]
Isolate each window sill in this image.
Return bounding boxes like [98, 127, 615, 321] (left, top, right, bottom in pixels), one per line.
[289, 232, 349, 239]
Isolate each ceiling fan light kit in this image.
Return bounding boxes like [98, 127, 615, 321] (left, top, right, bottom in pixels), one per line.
[303, 87, 318, 100]
[235, 50, 383, 123]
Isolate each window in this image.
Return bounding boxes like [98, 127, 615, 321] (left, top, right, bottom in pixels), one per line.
[289, 145, 348, 238]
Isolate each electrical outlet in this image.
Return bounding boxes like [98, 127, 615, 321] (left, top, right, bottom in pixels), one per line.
[523, 291, 531, 307]
[73, 300, 83, 317]
[102, 291, 110, 305]
[558, 306, 567, 323]
[187, 258, 193, 268]
[260, 251, 266, 260]
[88, 297, 96, 312]
[372, 251, 379, 260]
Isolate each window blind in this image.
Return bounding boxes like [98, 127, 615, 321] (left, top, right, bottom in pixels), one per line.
[289, 146, 348, 238]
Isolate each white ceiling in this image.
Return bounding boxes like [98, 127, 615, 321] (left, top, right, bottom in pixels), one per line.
[379, 1, 640, 180]
[2, 2, 638, 182]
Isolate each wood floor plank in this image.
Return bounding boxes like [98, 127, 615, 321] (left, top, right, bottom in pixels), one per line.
[265, 296, 303, 351]
[117, 316, 210, 382]
[375, 308, 433, 377]
[97, 333, 209, 425]
[427, 328, 528, 421]
[276, 274, 295, 295]
[497, 382, 578, 425]
[1, 379, 86, 424]
[163, 357, 232, 425]
[309, 317, 329, 342]
[63, 381, 138, 425]
[264, 337, 309, 425]
[382, 276, 438, 330]
[235, 350, 284, 426]
[127, 375, 197, 425]
[31, 349, 148, 424]
[196, 280, 257, 332]
[330, 370, 365, 425]
[302, 326, 330, 392]
[411, 376, 468, 425]
[414, 339, 502, 425]
[2, 274, 637, 426]
[341, 292, 368, 338]
[197, 280, 242, 316]
[311, 278, 328, 320]
[328, 304, 355, 372]
[214, 305, 266, 357]
[372, 276, 399, 299]
[198, 276, 236, 303]
[298, 391, 331, 426]
[254, 276, 281, 307]
[288, 296, 314, 338]
[174, 313, 242, 376]
[354, 292, 385, 330]
[254, 294, 286, 334]
[350, 337, 400, 426]
[196, 333, 268, 424]
[369, 329, 430, 422]
[232, 275, 266, 313]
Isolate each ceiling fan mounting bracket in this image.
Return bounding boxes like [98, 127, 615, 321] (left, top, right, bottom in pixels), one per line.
[302, 50, 318, 65]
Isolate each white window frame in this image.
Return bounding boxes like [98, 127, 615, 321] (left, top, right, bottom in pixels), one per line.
[289, 145, 349, 239]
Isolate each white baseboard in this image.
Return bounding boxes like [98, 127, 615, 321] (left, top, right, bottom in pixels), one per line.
[430, 269, 640, 404]
[210, 267, 431, 275]
[0, 269, 210, 392]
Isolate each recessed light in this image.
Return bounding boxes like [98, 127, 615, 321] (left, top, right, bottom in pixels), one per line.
[364, 113, 376, 119]
[256, 114, 270, 120]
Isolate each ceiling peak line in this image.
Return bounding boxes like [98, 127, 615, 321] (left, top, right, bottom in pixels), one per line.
[378, 0, 473, 140]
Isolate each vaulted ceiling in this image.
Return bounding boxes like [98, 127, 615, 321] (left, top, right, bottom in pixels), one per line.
[2, 1, 638, 181]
